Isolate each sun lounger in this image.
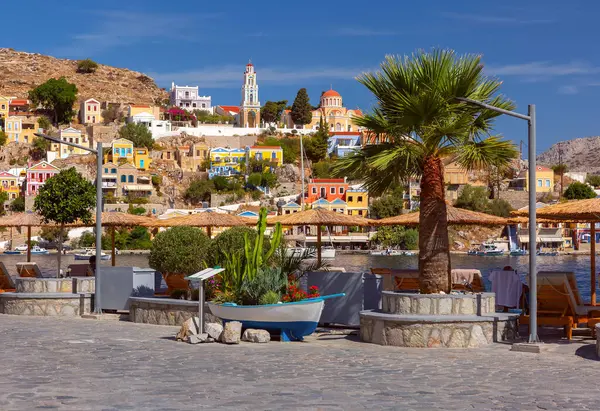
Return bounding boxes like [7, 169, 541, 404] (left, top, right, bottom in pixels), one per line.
[370, 268, 485, 292]
[520, 271, 598, 339]
[16, 262, 43, 278]
[0, 262, 16, 292]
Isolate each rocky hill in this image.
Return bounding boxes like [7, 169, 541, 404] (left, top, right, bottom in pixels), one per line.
[0, 48, 168, 104]
[537, 136, 600, 173]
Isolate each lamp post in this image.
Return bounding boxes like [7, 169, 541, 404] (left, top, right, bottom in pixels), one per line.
[35, 133, 104, 314]
[455, 99, 539, 344]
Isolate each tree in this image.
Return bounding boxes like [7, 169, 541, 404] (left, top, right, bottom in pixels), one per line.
[34, 167, 96, 277]
[31, 136, 51, 160]
[487, 198, 513, 217]
[0, 131, 7, 146]
[372, 226, 419, 249]
[370, 187, 405, 219]
[212, 176, 230, 192]
[10, 196, 25, 212]
[118, 123, 154, 149]
[184, 179, 213, 204]
[39, 226, 70, 244]
[102, 105, 123, 125]
[149, 226, 211, 276]
[260, 136, 299, 164]
[311, 160, 334, 178]
[455, 185, 490, 213]
[290, 88, 313, 127]
[552, 164, 568, 195]
[333, 50, 518, 293]
[564, 181, 597, 200]
[77, 59, 99, 74]
[261, 100, 287, 125]
[0, 190, 8, 216]
[304, 117, 329, 162]
[37, 116, 52, 131]
[28, 77, 78, 125]
[586, 174, 600, 188]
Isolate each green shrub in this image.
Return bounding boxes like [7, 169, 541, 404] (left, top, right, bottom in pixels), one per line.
[259, 290, 281, 305]
[206, 226, 260, 267]
[77, 59, 98, 74]
[149, 226, 210, 276]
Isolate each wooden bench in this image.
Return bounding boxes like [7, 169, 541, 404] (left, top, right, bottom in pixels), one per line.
[0, 262, 16, 292]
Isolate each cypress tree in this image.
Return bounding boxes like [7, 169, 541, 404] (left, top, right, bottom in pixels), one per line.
[290, 88, 313, 127]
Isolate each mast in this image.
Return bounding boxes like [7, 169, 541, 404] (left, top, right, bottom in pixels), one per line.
[300, 133, 305, 210]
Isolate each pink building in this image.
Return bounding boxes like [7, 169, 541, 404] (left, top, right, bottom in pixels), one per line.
[26, 161, 60, 196]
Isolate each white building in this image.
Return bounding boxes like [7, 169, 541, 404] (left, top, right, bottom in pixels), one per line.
[170, 83, 211, 112]
[129, 111, 172, 139]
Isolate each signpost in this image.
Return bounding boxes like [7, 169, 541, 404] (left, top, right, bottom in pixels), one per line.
[185, 267, 225, 334]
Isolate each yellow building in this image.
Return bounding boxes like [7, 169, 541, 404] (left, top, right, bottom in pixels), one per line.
[5, 116, 39, 144]
[134, 147, 151, 170]
[56, 127, 89, 158]
[281, 201, 301, 215]
[209, 147, 246, 178]
[0, 171, 20, 200]
[80, 98, 102, 124]
[106, 138, 134, 164]
[128, 104, 160, 119]
[249, 146, 283, 169]
[525, 166, 555, 193]
[346, 189, 369, 217]
[310, 198, 348, 213]
[0, 96, 11, 122]
[281, 89, 363, 132]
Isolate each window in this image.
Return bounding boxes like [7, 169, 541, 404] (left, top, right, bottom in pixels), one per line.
[128, 175, 134, 183]
[330, 187, 336, 194]
[348, 196, 353, 202]
[340, 187, 344, 194]
[202, 103, 206, 108]
[87, 116, 90, 121]
[545, 179, 551, 187]
[87, 105, 91, 111]
[185, 91, 189, 98]
[111, 168, 117, 174]
[121, 175, 126, 183]
[104, 168, 108, 173]
[185, 103, 190, 107]
[358, 196, 363, 202]
[6, 123, 11, 131]
[127, 148, 132, 155]
[537, 179, 542, 187]
[1, 104, 4, 110]
[312, 187, 317, 194]
[192, 103, 197, 108]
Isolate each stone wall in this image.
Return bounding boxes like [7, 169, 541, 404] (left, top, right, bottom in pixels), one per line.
[129, 297, 220, 326]
[0, 293, 92, 316]
[15, 277, 95, 294]
[381, 292, 495, 316]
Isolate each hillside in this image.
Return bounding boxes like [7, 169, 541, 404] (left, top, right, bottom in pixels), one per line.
[0, 48, 168, 105]
[537, 136, 600, 174]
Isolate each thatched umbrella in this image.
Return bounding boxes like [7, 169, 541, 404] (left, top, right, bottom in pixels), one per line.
[0, 212, 57, 262]
[513, 198, 600, 305]
[372, 205, 508, 226]
[271, 208, 374, 264]
[146, 211, 255, 238]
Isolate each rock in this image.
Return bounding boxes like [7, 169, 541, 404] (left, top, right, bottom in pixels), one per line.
[176, 317, 199, 342]
[242, 329, 271, 343]
[205, 322, 223, 340]
[189, 333, 208, 344]
[207, 337, 215, 343]
[221, 321, 242, 344]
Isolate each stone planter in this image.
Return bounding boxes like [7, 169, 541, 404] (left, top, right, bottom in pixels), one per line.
[360, 292, 518, 348]
[129, 297, 220, 326]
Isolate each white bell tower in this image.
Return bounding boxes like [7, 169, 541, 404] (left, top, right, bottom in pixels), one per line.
[240, 61, 260, 128]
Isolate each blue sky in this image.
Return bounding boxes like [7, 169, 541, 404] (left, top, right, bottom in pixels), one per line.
[2, 0, 598, 154]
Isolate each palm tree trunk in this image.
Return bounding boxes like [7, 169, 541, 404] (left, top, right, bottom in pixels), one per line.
[57, 224, 63, 278]
[418, 156, 450, 293]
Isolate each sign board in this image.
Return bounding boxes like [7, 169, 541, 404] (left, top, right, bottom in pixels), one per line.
[185, 267, 224, 281]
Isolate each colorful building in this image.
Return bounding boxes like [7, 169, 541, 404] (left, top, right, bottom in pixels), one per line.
[9, 99, 29, 114]
[178, 142, 209, 172]
[26, 161, 60, 196]
[239, 62, 260, 128]
[0, 171, 20, 200]
[280, 201, 301, 215]
[248, 146, 283, 169]
[106, 138, 134, 164]
[281, 89, 362, 131]
[208, 147, 246, 178]
[328, 132, 361, 157]
[55, 127, 89, 158]
[0, 96, 11, 123]
[310, 198, 348, 214]
[128, 105, 160, 120]
[101, 162, 119, 197]
[117, 163, 154, 199]
[134, 147, 151, 170]
[305, 178, 349, 204]
[80, 98, 102, 124]
[527, 166, 555, 193]
[346, 188, 369, 217]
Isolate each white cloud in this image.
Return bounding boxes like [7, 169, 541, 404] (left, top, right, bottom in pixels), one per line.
[558, 85, 579, 95]
[486, 61, 600, 77]
[332, 27, 398, 37]
[55, 11, 220, 56]
[151, 65, 372, 88]
[442, 11, 553, 24]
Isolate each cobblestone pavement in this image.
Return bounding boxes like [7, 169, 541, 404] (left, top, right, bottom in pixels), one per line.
[1, 314, 599, 411]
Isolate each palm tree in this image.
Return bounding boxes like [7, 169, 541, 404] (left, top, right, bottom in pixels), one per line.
[334, 49, 518, 293]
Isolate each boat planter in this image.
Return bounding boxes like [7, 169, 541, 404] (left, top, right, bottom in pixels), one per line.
[208, 293, 345, 342]
[163, 273, 189, 293]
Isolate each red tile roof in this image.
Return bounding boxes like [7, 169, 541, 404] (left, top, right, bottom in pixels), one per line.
[10, 99, 28, 106]
[251, 146, 282, 149]
[352, 109, 363, 116]
[322, 90, 341, 97]
[219, 105, 240, 114]
[311, 178, 345, 183]
[536, 166, 552, 172]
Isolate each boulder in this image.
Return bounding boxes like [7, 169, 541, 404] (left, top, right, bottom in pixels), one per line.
[205, 322, 224, 341]
[189, 333, 208, 344]
[242, 329, 270, 343]
[176, 317, 199, 342]
[221, 321, 242, 344]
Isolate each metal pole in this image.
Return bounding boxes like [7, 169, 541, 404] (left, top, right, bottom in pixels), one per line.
[591, 223, 596, 306]
[95, 142, 103, 314]
[198, 280, 205, 334]
[27, 226, 31, 262]
[299, 133, 305, 210]
[528, 104, 539, 343]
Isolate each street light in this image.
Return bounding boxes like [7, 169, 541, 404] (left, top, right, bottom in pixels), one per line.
[456, 98, 539, 344]
[35, 133, 104, 314]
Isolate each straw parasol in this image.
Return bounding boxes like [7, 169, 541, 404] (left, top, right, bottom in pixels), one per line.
[512, 198, 600, 305]
[372, 205, 508, 226]
[271, 208, 374, 264]
[146, 211, 256, 237]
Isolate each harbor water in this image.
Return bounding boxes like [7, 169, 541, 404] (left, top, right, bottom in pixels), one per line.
[1, 253, 596, 302]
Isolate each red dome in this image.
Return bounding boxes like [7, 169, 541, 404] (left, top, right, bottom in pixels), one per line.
[322, 89, 341, 97]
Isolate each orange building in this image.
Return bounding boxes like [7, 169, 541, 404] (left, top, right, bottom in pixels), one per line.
[305, 178, 348, 204]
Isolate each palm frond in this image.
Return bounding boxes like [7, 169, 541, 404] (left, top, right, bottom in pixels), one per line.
[454, 135, 519, 171]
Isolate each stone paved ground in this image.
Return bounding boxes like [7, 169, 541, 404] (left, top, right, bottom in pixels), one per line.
[1, 314, 599, 411]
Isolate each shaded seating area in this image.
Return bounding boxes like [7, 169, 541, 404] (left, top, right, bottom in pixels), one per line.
[0, 262, 16, 292]
[16, 262, 43, 278]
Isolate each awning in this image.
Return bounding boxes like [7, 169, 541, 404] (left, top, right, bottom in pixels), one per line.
[518, 235, 542, 243]
[539, 235, 563, 242]
[123, 184, 153, 191]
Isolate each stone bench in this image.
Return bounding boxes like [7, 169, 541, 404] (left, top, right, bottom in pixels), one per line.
[0, 292, 93, 316]
[129, 297, 219, 326]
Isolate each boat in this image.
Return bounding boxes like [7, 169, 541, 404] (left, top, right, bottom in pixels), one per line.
[15, 244, 28, 252]
[3, 250, 21, 255]
[321, 246, 336, 259]
[30, 246, 49, 255]
[285, 246, 335, 259]
[537, 250, 558, 256]
[467, 243, 505, 256]
[370, 249, 404, 256]
[74, 248, 110, 260]
[509, 248, 527, 256]
[208, 293, 345, 341]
